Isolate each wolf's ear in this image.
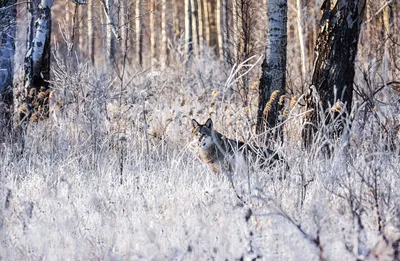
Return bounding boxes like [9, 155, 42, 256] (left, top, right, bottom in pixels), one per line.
[192, 119, 200, 129]
[205, 118, 213, 129]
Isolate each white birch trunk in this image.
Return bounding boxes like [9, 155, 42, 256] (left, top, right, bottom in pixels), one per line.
[161, 0, 168, 67]
[185, 0, 193, 57]
[120, 0, 127, 58]
[149, 0, 156, 64]
[296, 0, 307, 85]
[257, 0, 287, 133]
[191, 0, 199, 56]
[216, 0, 223, 58]
[173, 0, 180, 38]
[105, 0, 115, 65]
[203, 0, 210, 46]
[22, 0, 54, 122]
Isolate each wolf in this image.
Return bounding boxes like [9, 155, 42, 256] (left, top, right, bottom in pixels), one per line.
[191, 118, 281, 174]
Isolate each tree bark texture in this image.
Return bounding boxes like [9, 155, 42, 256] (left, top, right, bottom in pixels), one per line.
[256, 0, 287, 135]
[161, 0, 168, 66]
[0, 0, 16, 134]
[135, 0, 143, 66]
[173, 0, 180, 38]
[87, 0, 95, 64]
[302, 0, 367, 146]
[191, 0, 199, 56]
[232, 0, 239, 61]
[296, 0, 307, 85]
[203, 0, 210, 46]
[185, 0, 193, 59]
[78, 5, 85, 53]
[224, 0, 231, 63]
[22, 0, 53, 124]
[120, 0, 128, 59]
[382, 2, 394, 82]
[216, 0, 223, 58]
[197, 0, 203, 46]
[149, 0, 156, 64]
[105, 0, 116, 65]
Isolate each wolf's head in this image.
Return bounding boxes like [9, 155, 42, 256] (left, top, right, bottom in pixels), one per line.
[192, 118, 214, 149]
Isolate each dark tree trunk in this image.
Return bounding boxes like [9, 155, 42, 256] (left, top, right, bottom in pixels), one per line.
[302, 0, 366, 146]
[185, 0, 193, 59]
[135, 0, 143, 66]
[256, 0, 287, 138]
[21, 0, 53, 125]
[0, 0, 16, 136]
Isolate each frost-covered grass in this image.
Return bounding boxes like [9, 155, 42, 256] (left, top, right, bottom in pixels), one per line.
[1, 48, 400, 260]
[1, 120, 399, 260]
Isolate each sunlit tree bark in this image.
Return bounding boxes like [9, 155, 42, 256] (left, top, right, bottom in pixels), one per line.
[161, 0, 168, 66]
[296, 0, 307, 85]
[216, 0, 223, 58]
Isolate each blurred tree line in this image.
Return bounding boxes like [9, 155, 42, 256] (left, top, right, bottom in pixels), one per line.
[0, 0, 399, 147]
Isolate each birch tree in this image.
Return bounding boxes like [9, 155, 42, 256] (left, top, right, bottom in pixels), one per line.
[104, 0, 116, 65]
[216, 0, 223, 58]
[256, 0, 287, 136]
[0, 0, 16, 134]
[161, 0, 168, 67]
[173, 0, 180, 39]
[191, 0, 199, 56]
[296, 0, 307, 85]
[203, 0, 211, 46]
[22, 0, 85, 125]
[21, 0, 54, 123]
[302, 0, 367, 146]
[185, 0, 193, 59]
[119, 0, 128, 58]
[149, 0, 156, 64]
